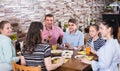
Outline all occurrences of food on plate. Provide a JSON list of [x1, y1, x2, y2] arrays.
[[75, 55, 94, 60], [53, 58, 60, 64], [64, 58, 69, 63], [62, 50, 73, 58], [51, 50, 62, 54], [52, 57, 69, 64], [74, 55, 85, 60], [85, 56, 94, 60], [77, 51, 86, 55]]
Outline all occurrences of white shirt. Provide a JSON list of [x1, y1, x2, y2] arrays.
[[91, 39, 120, 71]]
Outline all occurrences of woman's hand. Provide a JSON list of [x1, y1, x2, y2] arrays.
[[18, 56, 26, 65], [90, 47, 97, 55]]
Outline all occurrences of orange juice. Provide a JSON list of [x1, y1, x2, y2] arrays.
[[52, 45, 57, 50], [86, 47, 91, 55]]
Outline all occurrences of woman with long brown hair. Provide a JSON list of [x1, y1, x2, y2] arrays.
[[22, 21, 64, 71]]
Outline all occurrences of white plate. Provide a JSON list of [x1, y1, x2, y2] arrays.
[[52, 57, 69, 63], [52, 56, 61, 60], [85, 56, 94, 60], [52, 57, 61, 64], [51, 50, 62, 53], [74, 55, 85, 60], [74, 55, 94, 60], [62, 50, 73, 58]]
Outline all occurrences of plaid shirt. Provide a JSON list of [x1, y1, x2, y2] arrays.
[[87, 36, 106, 51]]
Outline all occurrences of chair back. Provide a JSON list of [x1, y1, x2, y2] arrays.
[[118, 64, 120, 71], [12, 61, 41, 71]]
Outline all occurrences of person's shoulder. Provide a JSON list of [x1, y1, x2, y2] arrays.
[[37, 44, 50, 48], [0, 34, 11, 42], [0, 34, 8, 39], [105, 39, 119, 50], [99, 37, 106, 41], [113, 39, 119, 44], [76, 30, 84, 35], [53, 26, 62, 30], [64, 31, 70, 35], [106, 39, 115, 46]]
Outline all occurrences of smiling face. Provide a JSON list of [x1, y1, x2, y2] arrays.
[[45, 16, 54, 28], [0, 23, 12, 36], [89, 26, 99, 38], [99, 23, 110, 38], [68, 22, 77, 33]]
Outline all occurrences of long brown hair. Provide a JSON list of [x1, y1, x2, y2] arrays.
[[23, 22, 43, 54]]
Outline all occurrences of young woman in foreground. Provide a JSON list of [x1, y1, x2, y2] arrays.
[[22, 22, 64, 71]]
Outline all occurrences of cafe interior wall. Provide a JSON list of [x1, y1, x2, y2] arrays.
[[0, 0, 106, 33]]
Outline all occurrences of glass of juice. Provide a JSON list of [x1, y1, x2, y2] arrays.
[[86, 46, 91, 55], [52, 44, 57, 50]]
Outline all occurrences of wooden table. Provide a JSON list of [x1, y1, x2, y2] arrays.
[[52, 50, 97, 71]]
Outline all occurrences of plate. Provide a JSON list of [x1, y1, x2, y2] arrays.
[[52, 57, 61, 64], [74, 55, 85, 60], [51, 50, 62, 54], [52, 57, 69, 64], [64, 58, 69, 63], [74, 55, 94, 61], [62, 50, 73, 58], [85, 56, 94, 60], [77, 51, 86, 55]]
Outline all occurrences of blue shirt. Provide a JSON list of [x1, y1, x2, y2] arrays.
[[62, 30, 84, 49], [91, 39, 120, 71], [0, 34, 19, 64], [87, 37, 106, 51]]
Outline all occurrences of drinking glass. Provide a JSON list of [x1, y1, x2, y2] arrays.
[[52, 44, 57, 50], [86, 46, 91, 55]]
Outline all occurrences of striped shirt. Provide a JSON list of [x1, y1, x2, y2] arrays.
[[87, 37, 106, 51], [23, 44, 51, 71]]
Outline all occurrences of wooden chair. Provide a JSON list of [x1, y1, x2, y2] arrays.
[[118, 64, 120, 71], [12, 61, 41, 71], [84, 33, 89, 45]]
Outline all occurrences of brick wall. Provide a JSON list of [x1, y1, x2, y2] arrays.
[[0, 0, 106, 32]]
